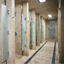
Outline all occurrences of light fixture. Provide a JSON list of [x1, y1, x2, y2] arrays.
[[48, 14, 52, 18], [39, 0, 46, 3]]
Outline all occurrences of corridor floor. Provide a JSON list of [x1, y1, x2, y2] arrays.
[[15, 42, 60, 64]]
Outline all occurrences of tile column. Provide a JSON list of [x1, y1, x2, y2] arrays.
[[15, 0, 22, 55], [7, 0, 15, 64], [22, 1, 30, 56], [31, 9, 36, 49], [36, 14, 40, 46], [58, 0, 64, 63], [0, 0, 2, 63], [42, 18, 46, 41], [40, 16, 43, 43]]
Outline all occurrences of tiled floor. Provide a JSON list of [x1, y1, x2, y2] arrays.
[[15, 42, 61, 64], [28, 42, 54, 64]]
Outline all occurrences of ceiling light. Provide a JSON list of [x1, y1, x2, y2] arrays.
[[48, 14, 52, 18], [39, 0, 46, 3]]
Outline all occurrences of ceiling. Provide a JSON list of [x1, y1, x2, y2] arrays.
[[21, 0, 58, 19]]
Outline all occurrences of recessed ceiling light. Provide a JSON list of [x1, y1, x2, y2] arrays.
[[48, 14, 52, 18], [39, 0, 46, 3]]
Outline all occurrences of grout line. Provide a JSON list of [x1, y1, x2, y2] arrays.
[[51, 42, 56, 64], [24, 41, 47, 64]]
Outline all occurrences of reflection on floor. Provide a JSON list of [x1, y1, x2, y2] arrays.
[[15, 42, 61, 64]]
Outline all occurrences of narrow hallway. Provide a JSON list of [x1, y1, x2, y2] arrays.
[[0, 0, 64, 64]]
